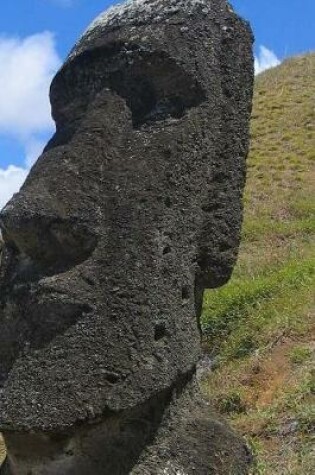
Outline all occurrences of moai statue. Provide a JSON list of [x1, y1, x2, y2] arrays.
[[0, 1, 254, 473]]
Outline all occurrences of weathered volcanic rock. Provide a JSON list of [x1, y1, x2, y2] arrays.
[[0, 0, 254, 473]]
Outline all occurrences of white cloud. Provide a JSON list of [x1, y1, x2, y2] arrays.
[[0, 32, 61, 210], [0, 166, 29, 209], [0, 32, 60, 136], [255, 45, 281, 75]]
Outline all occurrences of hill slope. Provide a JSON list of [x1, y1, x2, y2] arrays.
[[202, 53, 315, 474]]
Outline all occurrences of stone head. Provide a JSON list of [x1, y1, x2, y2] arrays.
[[0, 0, 253, 436]]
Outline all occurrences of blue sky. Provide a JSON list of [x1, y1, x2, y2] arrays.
[[0, 0, 314, 208]]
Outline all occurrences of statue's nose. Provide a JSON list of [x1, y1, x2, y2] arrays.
[[0, 191, 98, 274]]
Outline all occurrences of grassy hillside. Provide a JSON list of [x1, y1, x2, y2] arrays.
[[202, 53, 315, 474]]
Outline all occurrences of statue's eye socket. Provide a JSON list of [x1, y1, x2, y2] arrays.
[[116, 75, 195, 128], [108, 53, 206, 128], [51, 45, 206, 130]]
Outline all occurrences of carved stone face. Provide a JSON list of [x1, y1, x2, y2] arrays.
[[0, 0, 253, 434]]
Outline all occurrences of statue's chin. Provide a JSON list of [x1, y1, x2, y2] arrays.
[[2, 384, 173, 475]]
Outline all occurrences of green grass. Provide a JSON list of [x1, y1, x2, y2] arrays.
[[242, 217, 315, 242], [202, 257, 314, 358], [201, 52, 315, 474], [289, 346, 313, 365]]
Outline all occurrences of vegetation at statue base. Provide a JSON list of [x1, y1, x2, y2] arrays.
[[201, 53, 315, 474]]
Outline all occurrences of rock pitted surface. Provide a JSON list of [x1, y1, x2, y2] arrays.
[[0, 1, 254, 473], [70, 0, 234, 60]]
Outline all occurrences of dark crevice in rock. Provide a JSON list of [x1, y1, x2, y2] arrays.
[[162, 245, 171, 255], [154, 322, 167, 341], [181, 285, 190, 301]]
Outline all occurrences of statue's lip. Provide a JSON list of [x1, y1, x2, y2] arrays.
[[8, 287, 93, 345], [0, 285, 94, 389], [26, 297, 93, 348]]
